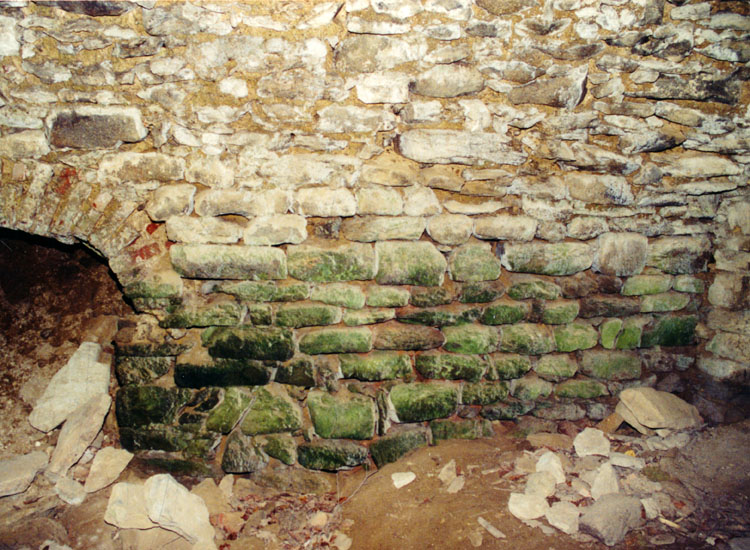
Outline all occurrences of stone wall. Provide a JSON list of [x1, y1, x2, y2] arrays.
[[0, 0, 748, 474]]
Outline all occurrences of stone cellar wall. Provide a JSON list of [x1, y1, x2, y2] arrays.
[[0, 0, 749, 474]]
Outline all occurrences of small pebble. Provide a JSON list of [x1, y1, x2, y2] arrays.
[[391, 471, 416, 489]]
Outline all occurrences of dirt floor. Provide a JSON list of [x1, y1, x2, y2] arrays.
[[1, 230, 749, 550]]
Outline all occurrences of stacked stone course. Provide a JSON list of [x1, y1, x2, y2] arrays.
[[0, 0, 748, 473]]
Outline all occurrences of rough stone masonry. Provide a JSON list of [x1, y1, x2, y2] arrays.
[[0, 0, 748, 475]]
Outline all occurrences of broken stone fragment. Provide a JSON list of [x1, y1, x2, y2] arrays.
[[48, 106, 146, 149], [0, 451, 48, 497], [579, 494, 643, 546], [84, 447, 133, 493], [618, 387, 702, 431], [508, 492, 549, 520], [574, 427, 611, 457], [508, 65, 587, 110]]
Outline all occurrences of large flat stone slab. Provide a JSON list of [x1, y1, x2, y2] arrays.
[[0, 451, 48, 497], [398, 129, 526, 166]]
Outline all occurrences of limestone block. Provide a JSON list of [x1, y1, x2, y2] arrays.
[[474, 214, 537, 241], [413, 65, 484, 97], [398, 129, 527, 166], [427, 214, 473, 245], [171, 244, 286, 280], [647, 236, 711, 274], [449, 243, 502, 282], [356, 186, 403, 215], [508, 65, 587, 110], [307, 389, 377, 439], [195, 189, 290, 217], [0, 130, 50, 159], [376, 241, 447, 286], [390, 382, 459, 422], [295, 188, 356, 217], [342, 216, 425, 242], [166, 215, 242, 244], [98, 152, 184, 183], [243, 215, 307, 245], [501, 242, 592, 276], [287, 243, 376, 282], [145, 184, 196, 221], [593, 232, 648, 276], [0, 452, 48, 498], [568, 174, 634, 205]]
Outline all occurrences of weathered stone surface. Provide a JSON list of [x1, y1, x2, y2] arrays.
[[641, 315, 697, 347], [397, 305, 480, 327], [222, 431, 267, 474], [462, 381, 509, 405], [308, 389, 376, 439], [546, 501, 580, 535], [673, 276, 703, 294], [299, 327, 372, 355], [431, 418, 492, 441], [460, 281, 506, 304], [427, 214, 474, 245], [413, 65, 484, 98], [508, 65, 587, 110], [205, 388, 250, 434], [555, 379, 609, 399], [49, 106, 146, 149], [640, 292, 690, 313], [622, 275, 673, 296], [398, 129, 526, 166], [508, 493, 549, 520], [0, 15, 20, 57], [498, 324, 556, 355], [30, 342, 110, 432], [342, 216, 425, 242], [204, 326, 294, 361], [375, 241, 447, 286], [579, 296, 641, 318], [369, 427, 430, 467], [411, 287, 453, 307], [647, 236, 710, 274], [416, 352, 487, 382], [355, 71, 412, 104], [568, 174, 634, 206], [541, 300, 580, 324], [195, 189, 289, 217], [84, 447, 133, 493], [626, 73, 741, 105], [99, 152, 184, 183], [553, 323, 599, 352], [534, 354, 577, 382], [295, 188, 356, 217], [166, 216, 242, 244], [276, 303, 341, 328], [501, 242, 592, 276], [115, 385, 191, 429], [311, 283, 366, 309], [513, 375, 553, 400], [297, 440, 368, 471], [488, 353, 532, 380], [335, 35, 426, 73], [580, 494, 643, 546], [171, 244, 286, 280], [618, 387, 701, 431], [367, 286, 410, 307], [580, 350, 641, 380], [0, 452, 48, 498], [244, 215, 307, 245], [390, 382, 459, 422], [356, 186, 403, 215], [707, 332, 750, 364], [474, 215, 537, 241], [482, 298, 530, 325], [340, 352, 411, 381], [0, 130, 50, 159], [591, 462, 619, 500], [288, 243, 376, 282], [593, 233, 648, 277], [449, 243, 502, 282], [240, 386, 302, 435], [508, 278, 561, 301], [146, 185, 196, 221], [443, 325, 499, 354], [697, 357, 750, 386], [374, 322, 445, 350]]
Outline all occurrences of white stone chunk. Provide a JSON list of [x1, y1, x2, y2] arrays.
[[150, 57, 185, 76], [536, 451, 566, 484], [371, 0, 423, 18], [444, 200, 503, 215], [356, 72, 411, 104], [0, 130, 50, 159], [401, 101, 442, 123], [398, 129, 525, 166], [295, 188, 356, 217], [508, 492, 549, 520], [619, 387, 703, 431], [0, 451, 48, 497], [55, 476, 87, 506], [145, 474, 216, 547], [29, 342, 110, 433], [474, 215, 537, 241], [573, 427, 611, 457], [545, 501, 580, 535], [402, 185, 441, 216], [186, 157, 235, 188], [219, 77, 249, 98], [104, 482, 157, 530], [609, 452, 645, 470], [317, 105, 397, 133], [243, 214, 307, 245], [0, 15, 20, 57], [525, 471, 557, 498], [146, 185, 196, 222], [446, 476, 465, 494], [298, 1, 342, 29], [427, 214, 473, 245], [85, 447, 134, 493], [591, 462, 619, 500], [392, 471, 416, 489], [356, 186, 404, 215], [166, 215, 243, 244]]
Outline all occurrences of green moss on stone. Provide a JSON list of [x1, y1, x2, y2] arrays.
[[143, 457, 212, 477], [430, 418, 493, 441], [462, 381, 509, 405], [641, 315, 697, 347], [621, 275, 673, 296], [124, 281, 182, 300], [507, 279, 561, 300], [115, 356, 172, 386], [512, 375, 553, 400], [210, 281, 310, 302], [600, 319, 623, 350], [443, 324, 499, 354], [170, 244, 287, 280], [554, 323, 598, 352], [640, 292, 690, 313], [390, 383, 459, 422], [276, 358, 316, 387], [343, 308, 395, 326], [299, 327, 373, 354], [115, 386, 191, 428], [204, 326, 294, 361], [376, 241, 447, 286], [174, 357, 273, 387], [245, 304, 273, 325], [555, 379, 609, 398], [398, 306, 481, 327], [259, 434, 297, 465], [541, 300, 580, 325], [307, 390, 376, 440], [615, 318, 642, 349], [367, 286, 410, 307], [276, 303, 342, 328], [498, 324, 556, 355], [159, 302, 244, 329], [502, 242, 592, 276], [481, 299, 530, 325], [415, 352, 487, 382], [480, 399, 535, 420], [287, 243, 376, 282], [534, 354, 578, 382], [311, 284, 366, 309], [673, 275, 704, 293], [206, 388, 251, 434], [119, 425, 216, 454], [580, 350, 641, 380], [297, 440, 369, 471], [339, 352, 411, 381], [459, 281, 505, 303], [410, 286, 453, 307], [487, 353, 532, 380], [369, 428, 430, 467], [373, 322, 445, 350], [222, 431, 267, 473], [448, 243, 502, 282], [240, 386, 302, 435]]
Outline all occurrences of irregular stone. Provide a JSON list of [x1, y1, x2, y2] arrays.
[[413, 65, 484, 98], [481, 298, 530, 325], [622, 275, 673, 296], [398, 129, 526, 166], [501, 242, 592, 276], [474, 215, 537, 241], [259, 434, 297, 466], [299, 327, 372, 354], [55, 476, 86, 505], [555, 379, 609, 399], [568, 174, 634, 206], [461, 381, 509, 405], [317, 105, 397, 133], [369, 427, 431, 467], [618, 387, 702, 431], [295, 188, 356, 217], [175, 352, 273, 387], [297, 440, 368, 471], [104, 482, 156, 530], [166, 216, 242, 244], [508, 65, 587, 110], [535, 450, 566, 483], [431, 418, 492, 441], [591, 462, 619, 500], [534, 354, 577, 382], [460, 281, 506, 304], [579, 494, 643, 546], [356, 186, 403, 215], [481, 399, 535, 420], [427, 214, 474, 245], [0, 130, 50, 159], [29, 342, 110, 432], [84, 447, 133, 493], [390, 382, 459, 422], [697, 357, 750, 386], [546, 501, 580, 535], [367, 286, 410, 307], [335, 35, 426, 73], [115, 386, 191, 429], [574, 427, 611, 457], [222, 431, 267, 473], [0, 451, 48, 498], [525, 471, 557, 498], [98, 152, 184, 183], [308, 390, 377, 440], [410, 287, 453, 307], [195, 189, 289, 217], [145, 184, 195, 221], [340, 352, 411, 381], [48, 106, 147, 149], [488, 354, 532, 380], [171, 244, 286, 280], [115, 356, 171, 387], [541, 300, 580, 324], [579, 296, 641, 318], [355, 71, 412, 104], [416, 352, 487, 382], [375, 241, 447, 286], [647, 236, 710, 274], [507, 278, 561, 301], [508, 493, 549, 520], [443, 325, 499, 354], [499, 324, 556, 355], [204, 326, 294, 361], [0, 15, 19, 57], [593, 233, 648, 277], [568, 217, 609, 240], [708, 273, 750, 310], [311, 283, 366, 309], [243, 215, 307, 245], [403, 186, 441, 216], [159, 300, 244, 329], [374, 322, 445, 350], [361, 151, 418, 187], [449, 243, 502, 282], [342, 216, 425, 242], [205, 388, 251, 434], [288, 243, 376, 282], [580, 351, 641, 380], [398, 305, 480, 327], [673, 275, 703, 294], [626, 73, 740, 105], [512, 375, 553, 400], [640, 292, 690, 313], [276, 303, 342, 328]]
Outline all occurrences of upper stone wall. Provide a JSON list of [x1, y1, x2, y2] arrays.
[[1, 0, 749, 473]]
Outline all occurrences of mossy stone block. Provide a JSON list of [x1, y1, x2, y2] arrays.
[[410, 286, 453, 307], [640, 292, 690, 313], [460, 281, 506, 303], [245, 304, 273, 325], [507, 278, 561, 300], [430, 418, 493, 441], [343, 308, 395, 326], [498, 324, 555, 355], [159, 301, 244, 329], [541, 300, 580, 325], [481, 299, 530, 325], [641, 315, 697, 347], [205, 388, 250, 434], [287, 243, 376, 282], [512, 375, 553, 400], [398, 305, 480, 327], [276, 303, 342, 328], [376, 241, 447, 286], [580, 350, 641, 380], [369, 427, 430, 467], [115, 356, 172, 386], [600, 319, 623, 350], [275, 357, 316, 387], [143, 457, 212, 477], [390, 383, 459, 422], [240, 386, 302, 435], [340, 352, 411, 381], [124, 280, 182, 300], [119, 425, 214, 454], [443, 324, 499, 354], [171, 244, 287, 280], [501, 242, 592, 276], [210, 281, 309, 302], [259, 434, 297, 465], [621, 275, 673, 296], [449, 243, 502, 282], [367, 285, 410, 307], [311, 284, 366, 309], [534, 354, 578, 382], [205, 326, 294, 361], [222, 431, 268, 473], [462, 381, 509, 405], [579, 295, 641, 318], [415, 352, 487, 382], [480, 399, 535, 420], [373, 322, 445, 350], [615, 318, 642, 350], [554, 323, 598, 352], [299, 327, 373, 354], [115, 386, 191, 428], [555, 379, 609, 398], [487, 353, 532, 380], [673, 275, 704, 294], [307, 389, 376, 440], [297, 440, 369, 471], [175, 356, 273, 387]]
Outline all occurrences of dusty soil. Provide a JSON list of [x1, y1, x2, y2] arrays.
[[1, 229, 749, 550]]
